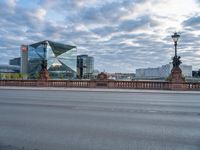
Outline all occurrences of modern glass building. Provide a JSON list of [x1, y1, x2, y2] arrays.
[[0, 65, 20, 73], [9, 57, 21, 66], [24, 40, 77, 79], [77, 55, 94, 79], [0, 64, 21, 80]]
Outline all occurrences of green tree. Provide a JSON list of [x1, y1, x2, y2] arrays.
[[4, 74, 10, 80], [60, 74, 64, 80], [18, 73, 22, 79], [0, 74, 3, 80], [22, 74, 28, 79], [14, 73, 20, 80], [34, 73, 40, 80], [10, 74, 15, 79]]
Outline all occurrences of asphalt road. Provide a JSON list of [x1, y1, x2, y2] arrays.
[[0, 89, 200, 150]]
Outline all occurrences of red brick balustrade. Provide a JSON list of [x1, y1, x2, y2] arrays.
[[0, 80, 200, 90]]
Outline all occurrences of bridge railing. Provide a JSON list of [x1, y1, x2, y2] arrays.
[[184, 82, 200, 90], [0, 80, 200, 90], [113, 81, 170, 89]]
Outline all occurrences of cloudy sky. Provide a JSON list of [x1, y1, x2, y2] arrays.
[[0, 0, 200, 73]]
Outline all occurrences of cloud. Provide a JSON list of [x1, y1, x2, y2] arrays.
[[182, 15, 200, 27], [0, 0, 200, 72], [118, 15, 160, 32], [29, 8, 46, 21], [4, 0, 16, 8]]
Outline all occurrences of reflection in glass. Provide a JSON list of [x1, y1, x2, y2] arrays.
[[28, 40, 77, 79]]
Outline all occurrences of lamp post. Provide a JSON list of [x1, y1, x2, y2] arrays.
[[171, 32, 181, 68], [171, 32, 180, 57], [169, 32, 185, 83], [39, 41, 49, 80]]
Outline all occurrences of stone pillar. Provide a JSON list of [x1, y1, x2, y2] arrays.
[[171, 67, 184, 82], [170, 67, 186, 90], [39, 69, 50, 80], [89, 81, 96, 88], [108, 81, 115, 88]]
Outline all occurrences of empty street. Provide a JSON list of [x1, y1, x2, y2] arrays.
[[0, 88, 200, 150]]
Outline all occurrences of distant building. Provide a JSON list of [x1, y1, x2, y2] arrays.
[[192, 70, 200, 77], [20, 45, 28, 75], [77, 55, 94, 79], [92, 69, 100, 79], [20, 41, 77, 79], [109, 73, 135, 80], [0, 64, 20, 73], [9, 57, 21, 66], [0, 64, 20, 80], [136, 63, 192, 79]]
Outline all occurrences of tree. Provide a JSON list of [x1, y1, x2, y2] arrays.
[[34, 73, 40, 79], [5, 74, 10, 80], [18, 73, 22, 79], [10, 74, 15, 79], [0, 74, 3, 80], [15, 73, 20, 80], [60, 74, 64, 80]]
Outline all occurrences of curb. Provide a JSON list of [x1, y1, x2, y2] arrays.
[[0, 86, 200, 94]]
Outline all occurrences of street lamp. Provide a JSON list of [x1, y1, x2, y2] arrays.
[[39, 41, 49, 80], [171, 32, 181, 68], [169, 32, 185, 83], [171, 32, 180, 57]]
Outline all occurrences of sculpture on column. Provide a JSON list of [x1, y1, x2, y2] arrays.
[[169, 32, 185, 82]]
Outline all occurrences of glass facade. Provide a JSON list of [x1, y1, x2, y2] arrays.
[[9, 57, 21, 66], [28, 40, 77, 79], [77, 55, 94, 79]]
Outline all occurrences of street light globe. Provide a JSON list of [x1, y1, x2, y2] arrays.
[[171, 32, 180, 43]]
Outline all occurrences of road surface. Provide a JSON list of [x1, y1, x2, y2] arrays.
[[0, 88, 200, 150]]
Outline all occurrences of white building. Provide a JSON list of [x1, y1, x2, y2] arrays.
[[136, 63, 192, 78], [109, 73, 135, 80]]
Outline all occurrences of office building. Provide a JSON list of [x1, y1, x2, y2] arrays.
[[0, 64, 21, 79], [0, 64, 20, 73], [20, 45, 28, 74], [192, 70, 200, 77], [77, 55, 94, 79], [9, 57, 21, 66], [136, 63, 192, 79], [21, 40, 77, 79], [109, 73, 135, 80]]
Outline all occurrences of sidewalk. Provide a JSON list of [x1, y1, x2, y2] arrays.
[[0, 86, 200, 94]]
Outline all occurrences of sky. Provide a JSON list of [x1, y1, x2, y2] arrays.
[[0, 0, 200, 73]]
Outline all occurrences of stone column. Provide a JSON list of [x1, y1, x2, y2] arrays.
[[170, 67, 186, 90]]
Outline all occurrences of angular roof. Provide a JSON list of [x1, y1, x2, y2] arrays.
[[29, 40, 76, 50]]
